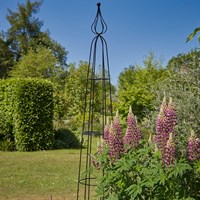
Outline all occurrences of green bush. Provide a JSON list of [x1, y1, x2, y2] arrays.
[[54, 128, 80, 149], [0, 79, 17, 147], [151, 49, 200, 155], [0, 139, 15, 151], [0, 78, 54, 151]]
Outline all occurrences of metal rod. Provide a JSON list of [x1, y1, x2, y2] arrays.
[[77, 3, 112, 199]]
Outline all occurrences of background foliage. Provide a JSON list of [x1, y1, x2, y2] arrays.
[[117, 53, 167, 121], [0, 36, 14, 78], [0, 0, 199, 154], [151, 49, 200, 155], [10, 46, 64, 82], [6, 0, 67, 65]]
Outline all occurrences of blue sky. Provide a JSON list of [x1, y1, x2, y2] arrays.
[[0, 0, 200, 85]]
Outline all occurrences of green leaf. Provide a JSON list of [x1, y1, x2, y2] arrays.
[[186, 27, 200, 42], [125, 184, 137, 195]]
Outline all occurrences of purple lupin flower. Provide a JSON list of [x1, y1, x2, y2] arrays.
[[188, 130, 200, 161], [156, 96, 167, 134], [109, 111, 124, 161], [165, 133, 175, 166], [103, 123, 110, 146], [109, 123, 116, 160], [91, 154, 101, 170], [124, 106, 141, 149], [164, 97, 177, 139], [155, 97, 167, 156], [196, 138, 200, 160], [155, 97, 177, 164]]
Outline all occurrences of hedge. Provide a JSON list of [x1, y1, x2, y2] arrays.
[[0, 80, 15, 143], [0, 78, 54, 151]]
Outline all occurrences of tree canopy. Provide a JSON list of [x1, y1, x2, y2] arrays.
[[117, 53, 167, 120], [0, 36, 14, 78], [9, 45, 64, 82], [5, 0, 67, 67]]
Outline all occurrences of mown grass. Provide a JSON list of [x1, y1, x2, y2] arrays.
[[0, 146, 100, 200]]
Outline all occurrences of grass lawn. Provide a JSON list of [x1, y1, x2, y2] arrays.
[[0, 148, 99, 200]]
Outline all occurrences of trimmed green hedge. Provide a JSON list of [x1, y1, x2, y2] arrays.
[[0, 80, 15, 144], [0, 78, 54, 151]]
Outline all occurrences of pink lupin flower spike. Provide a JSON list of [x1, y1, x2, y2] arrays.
[[124, 105, 141, 150], [165, 132, 175, 166]]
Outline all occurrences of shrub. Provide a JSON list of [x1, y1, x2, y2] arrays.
[[117, 53, 167, 120], [0, 139, 15, 151], [151, 49, 200, 156], [0, 79, 17, 150], [54, 128, 80, 149], [0, 78, 54, 151]]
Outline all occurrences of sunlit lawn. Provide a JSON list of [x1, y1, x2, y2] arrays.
[[0, 145, 99, 200]]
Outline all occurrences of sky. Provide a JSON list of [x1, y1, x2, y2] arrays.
[[0, 0, 200, 85]]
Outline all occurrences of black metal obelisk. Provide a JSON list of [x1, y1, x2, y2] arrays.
[[76, 3, 113, 200]]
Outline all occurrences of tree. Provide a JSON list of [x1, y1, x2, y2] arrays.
[[6, 0, 43, 60], [167, 48, 200, 72], [6, 0, 67, 66], [10, 45, 63, 82], [61, 62, 116, 131], [64, 62, 93, 117], [117, 53, 167, 120], [0, 36, 14, 78]]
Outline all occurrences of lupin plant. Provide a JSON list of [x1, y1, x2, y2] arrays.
[[155, 96, 167, 157], [108, 122, 116, 160], [91, 137, 104, 170], [188, 130, 200, 161], [155, 96, 177, 164], [165, 97, 177, 138], [196, 138, 200, 160], [124, 105, 142, 150], [96, 100, 200, 200], [109, 111, 124, 161], [165, 132, 175, 166], [103, 121, 110, 146]]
